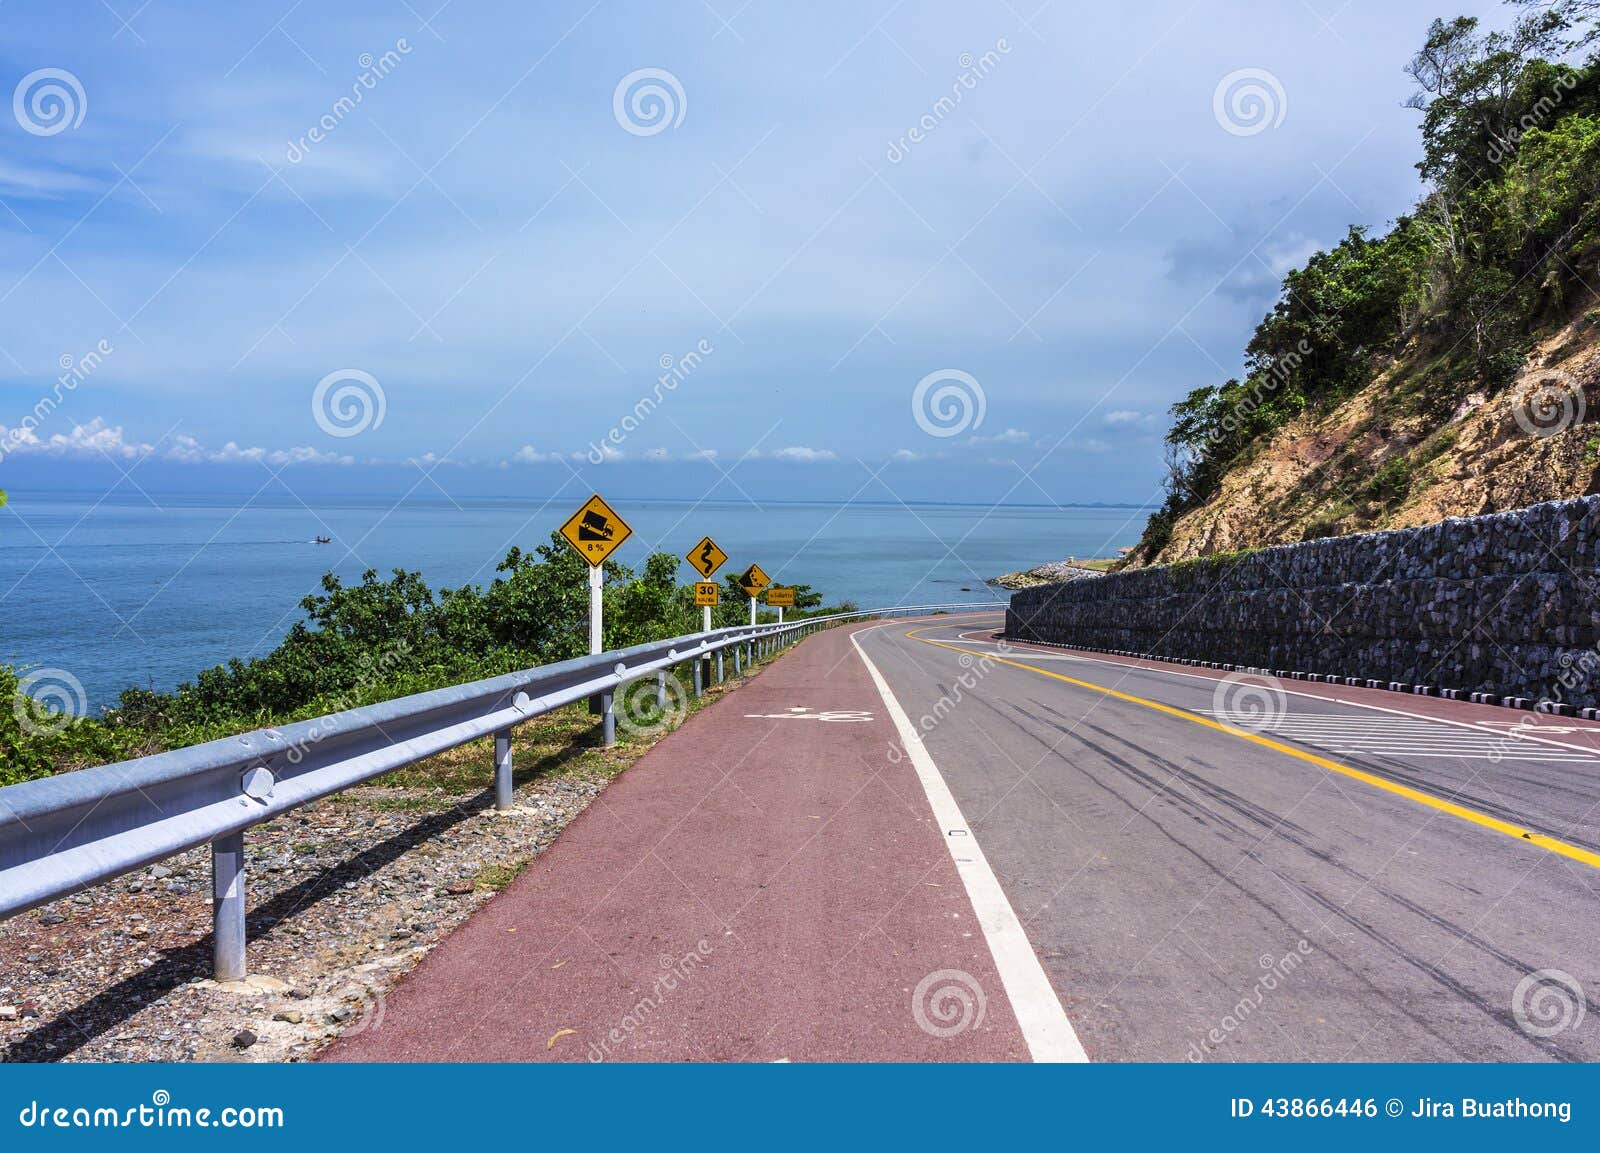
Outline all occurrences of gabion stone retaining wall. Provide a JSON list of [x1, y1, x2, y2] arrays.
[[1005, 494, 1600, 709]]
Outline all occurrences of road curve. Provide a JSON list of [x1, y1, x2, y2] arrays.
[[857, 613, 1600, 1062]]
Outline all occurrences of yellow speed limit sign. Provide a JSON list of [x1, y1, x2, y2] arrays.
[[765, 587, 795, 607], [694, 581, 719, 606]]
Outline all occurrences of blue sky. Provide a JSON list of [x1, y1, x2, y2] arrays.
[[0, 0, 1495, 505]]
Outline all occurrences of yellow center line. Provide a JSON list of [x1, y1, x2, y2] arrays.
[[903, 624, 1600, 871]]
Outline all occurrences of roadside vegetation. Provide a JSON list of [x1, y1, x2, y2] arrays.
[[1, 532, 853, 786], [1138, 0, 1600, 558]]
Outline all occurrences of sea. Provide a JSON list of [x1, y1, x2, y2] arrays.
[[1, 490, 1151, 710]]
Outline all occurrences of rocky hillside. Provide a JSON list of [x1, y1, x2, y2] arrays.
[[1139, 305, 1600, 563], [1129, 2, 1600, 567]]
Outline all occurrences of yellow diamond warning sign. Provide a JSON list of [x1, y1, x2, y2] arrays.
[[765, 587, 795, 607], [736, 563, 771, 599], [694, 581, 719, 606], [558, 493, 632, 567], [686, 536, 728, 579]]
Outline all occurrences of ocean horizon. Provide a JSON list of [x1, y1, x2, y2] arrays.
[[2, 489, 1152, 707]]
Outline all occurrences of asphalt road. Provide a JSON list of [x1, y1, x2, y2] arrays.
[[857, 613, 1600, 1062]]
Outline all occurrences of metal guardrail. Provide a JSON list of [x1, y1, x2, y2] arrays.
[[0, 602, 1001, 979]]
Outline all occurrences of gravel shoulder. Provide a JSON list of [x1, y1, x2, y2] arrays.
[[0, 664, 771, 1064]]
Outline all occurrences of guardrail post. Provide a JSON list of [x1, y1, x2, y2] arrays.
[[212, 832, 247, 982], [602, 688, 616, 745], [734, 644, 742, 675], [494, 728, 513, 811], [656, 670, 667, 710], [716, 648, 724, 683], [692, 657, 702, 698]]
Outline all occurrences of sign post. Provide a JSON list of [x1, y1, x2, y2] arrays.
[[559, 494, 633, 745], [686, 536, 729, 632], [766, 586, 795, 624]]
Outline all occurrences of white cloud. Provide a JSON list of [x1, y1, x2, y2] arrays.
[[0, 418, 151, 460], [770, 446, 838, 463], [1104, 410, 1148, 426], [513, 445, 557, 464], [0, 418, 351, 465], [970, 427, 1031, 446], [891, 448, 923, 462]]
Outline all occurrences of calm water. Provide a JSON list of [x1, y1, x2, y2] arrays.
[[1, 490, 1150, 708]]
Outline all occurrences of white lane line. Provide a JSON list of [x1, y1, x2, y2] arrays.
[[851, 625, 1089, 1064]]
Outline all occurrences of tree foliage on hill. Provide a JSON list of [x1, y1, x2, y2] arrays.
[[1140, 0, 1600, 557]]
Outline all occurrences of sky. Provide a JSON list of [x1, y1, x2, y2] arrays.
[[0, 0, 1507, 506]]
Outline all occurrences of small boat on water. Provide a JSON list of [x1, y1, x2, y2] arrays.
[[314, 536, 332, 544]]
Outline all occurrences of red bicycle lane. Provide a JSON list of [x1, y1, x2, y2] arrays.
[[325, 618, 1035, 1062]]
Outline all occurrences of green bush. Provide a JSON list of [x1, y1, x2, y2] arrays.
[[3, 532, 841, 780]]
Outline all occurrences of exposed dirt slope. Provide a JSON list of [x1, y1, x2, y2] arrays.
[[1142, 306, 1600, 564]]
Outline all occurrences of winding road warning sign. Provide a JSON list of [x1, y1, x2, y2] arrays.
[[687, 536, 728, 578]]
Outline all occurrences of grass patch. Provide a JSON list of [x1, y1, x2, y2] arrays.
[[328, 638, 808, 805], [474, 862, 526, 891]]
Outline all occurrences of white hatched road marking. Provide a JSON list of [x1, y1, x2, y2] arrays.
[[1199, 710, 1600, 763]]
